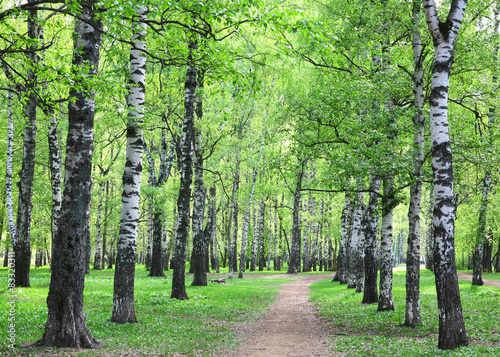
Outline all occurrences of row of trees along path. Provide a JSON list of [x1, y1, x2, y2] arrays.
[[2, 0, 498, 353]]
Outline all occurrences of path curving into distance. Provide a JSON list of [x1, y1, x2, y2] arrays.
[[229, 273, 335, 357]]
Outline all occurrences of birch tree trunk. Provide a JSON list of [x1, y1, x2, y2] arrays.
[[15, 3, 39, 288], [425, 185, 434, 270], [273, 195, 279, 270], [227, 150, 240, 278], [405, 0, 425, 327], [311, 198, 322, 271], [144, 133, 175, 277], [472, 5, 498, 285], [302, 194, 311, 272], [258, 198, 265, 271], [238, 166, 258, 278], [5, 90, 16, 254], [250, 204, 258, 271], [333, 191, 354, 283], [287, 168, 303, 274], [111, 7, 147, 324], [362, 175, 381, 303], [378, 178, 395, 311], [47, 108, 62, 269], [191, 69, 208, 285], [171, 40, 197, 300], [94, 184, 104, 270], [146, 198, 153, 270], [35, 1, 102, 346], [423, 0, 468, 349], [347, 193, 365, 292], [208, 187, 219, 273]]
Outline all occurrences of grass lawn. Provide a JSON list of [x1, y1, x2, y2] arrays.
[[310, 269, 500, 356], [0, 265, 297, 356]]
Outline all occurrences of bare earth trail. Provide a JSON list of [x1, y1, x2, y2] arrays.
[[226, 273, 336, 357], [456, 272, 500, 288]]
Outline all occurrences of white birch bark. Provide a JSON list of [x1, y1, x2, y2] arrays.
[[94, 184, 104, 270], [273, 194, 279, 270], [191, 67, 207, 284], [287, 168, 303, 274], [423, 0, 468, 349], [250, 204, 258, 271], [238, 165, 259, 278], [47, 108, 62, 266], [472, 5, 499, 285], [146, 197, 153, 270], [378, 178, 394, 311], [5, 90, 16, 247], [171, 40, 197, 300], [257, 198, 265, 271], [112, 7, 147, 323], [14, 2, 39, 287], [347, 192, 365, 292], [405, 0, 425, 327], [311, 198, 323, 271], [208, 187, 219, 273], [35, 0, 102, 346], [334, 191, 354, 283], [361, 175, 381, 303]]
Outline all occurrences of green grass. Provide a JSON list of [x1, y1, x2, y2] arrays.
[[0, 265, 297, 356], [478, 272, 500, 282], [310, 269, 500, 356]]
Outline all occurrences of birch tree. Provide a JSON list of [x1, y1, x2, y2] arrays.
[[191, 70, 208, 286], [111, 6, 147, 324], [333, 191, 354, 284], [362, 176, 381, 303], [171, 39, 197, 300], [14, 1, 39, 287], [35, 0, 102, 346], [422, 0, 468, 349], [405, 0, 426, 327], [472, 3, 499, 286], [287, 167, 303, 274]]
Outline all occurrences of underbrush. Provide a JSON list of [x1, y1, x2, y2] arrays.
[[310, 270, 500, 356]]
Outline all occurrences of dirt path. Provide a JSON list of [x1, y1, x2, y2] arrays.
[[228, 274, 335, 357], [457, 272, 500, 288]]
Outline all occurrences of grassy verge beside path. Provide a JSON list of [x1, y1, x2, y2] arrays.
[[0, 266, 297, 356], [310, 269, 500, 356]]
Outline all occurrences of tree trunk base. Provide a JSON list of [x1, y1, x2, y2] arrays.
[[148, 269, 165, 277]]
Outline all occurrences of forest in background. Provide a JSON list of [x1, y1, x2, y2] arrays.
[[0, 0, 498, 351]]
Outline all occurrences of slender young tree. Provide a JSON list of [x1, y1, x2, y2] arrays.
[[14, 1, 39, 287], [207, 187, 219, 273], [34, 0, 102, 346], [171, 39, 197, 300], [405, 0, 426, 327], [472, 3, 499, 285], [422, 0, 468, 350], [191, 70, 208, 286], [144, 132, 175, 277], [111, 7, 147, 324], [287, 167, 303, 274], [238, 165, 259, 278]]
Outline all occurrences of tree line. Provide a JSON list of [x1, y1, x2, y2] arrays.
[[0, 0, 498, 351]]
